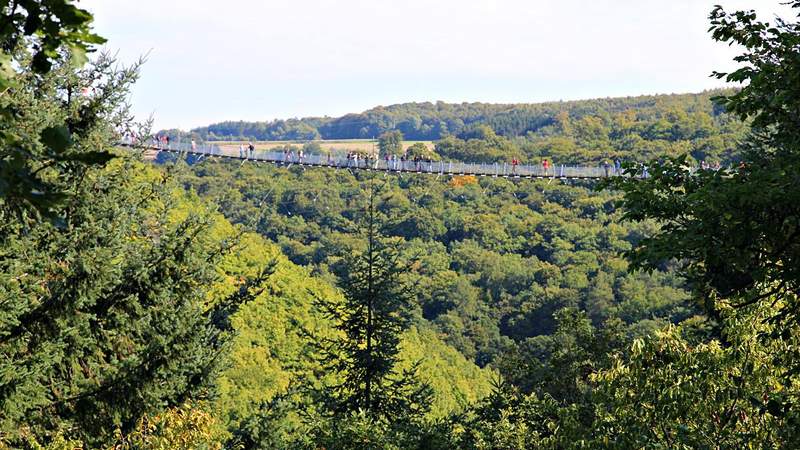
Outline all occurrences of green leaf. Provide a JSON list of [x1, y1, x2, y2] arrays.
[[68, 46, 89, 68], [63, 150, 116, 165], [0, 53, 16, 92], [40, 126, 74, 153]]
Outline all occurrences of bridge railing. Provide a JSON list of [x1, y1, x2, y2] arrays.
[[134, 139, 630, 179]]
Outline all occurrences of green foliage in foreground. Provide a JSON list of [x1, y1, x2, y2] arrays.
[[1, 3, 109, 219], [433, 304, 800, 449], [1, 1, 104, 79], [9, 0, 800, 448], [609, 2, 800, 336], [0, 50, 264, 447]]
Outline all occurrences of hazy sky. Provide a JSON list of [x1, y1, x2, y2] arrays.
[[82, 0, 795, 131]]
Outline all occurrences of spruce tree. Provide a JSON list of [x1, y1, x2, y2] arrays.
[[0, 51, 267, 447], [1, 2, 109, 219], [311, 181, 431, 422]]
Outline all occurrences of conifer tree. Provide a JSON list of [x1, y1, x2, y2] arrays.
[[0, 51, 268, 447], [1, 1, 109, 218], [311, 181, 431, 421]]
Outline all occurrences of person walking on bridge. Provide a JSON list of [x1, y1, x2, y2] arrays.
[[603, 160, 611, 177], [542, 159, 550, 176], [239, 143, 245, 158], [248, 142, 255, 159], [511, 158, 519, 175]]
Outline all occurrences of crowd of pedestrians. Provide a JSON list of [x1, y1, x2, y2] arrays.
[[332, 151, 439, 172]]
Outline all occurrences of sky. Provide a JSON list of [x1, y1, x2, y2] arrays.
[[82, 0, 796, 131]]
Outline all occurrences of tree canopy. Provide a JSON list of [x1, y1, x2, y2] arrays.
[[8, 0, 800, 448]]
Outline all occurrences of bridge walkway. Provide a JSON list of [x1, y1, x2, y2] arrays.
[[133, 142, 628, 180]]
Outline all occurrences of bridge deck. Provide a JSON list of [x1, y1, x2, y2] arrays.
[[133, 142, 626, 180]]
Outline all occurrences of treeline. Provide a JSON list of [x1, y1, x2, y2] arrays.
[[8, 0, 800, 448], [192, 92, 733, 142], [188, 90, 747, 164]]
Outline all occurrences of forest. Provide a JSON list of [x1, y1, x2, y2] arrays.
[[3, 0, 800, 449], [188, 90, 748, 165], [192, 91, 737, 142]]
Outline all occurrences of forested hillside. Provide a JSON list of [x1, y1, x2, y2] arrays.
[[191, 190, 497, 440], [6, 0, 800, 448], [193, 91, 733, 141], [189, 91, 747, 164], [180, 163, 693, 370]]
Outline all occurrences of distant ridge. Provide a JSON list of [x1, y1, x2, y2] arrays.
[[185, 89, 733, 142]]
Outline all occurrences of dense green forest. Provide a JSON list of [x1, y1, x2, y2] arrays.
[[4, 0, 800, 448], [192, 92, 736, 142], [179, 162, 692, 370], [188, 91, 748, 164]]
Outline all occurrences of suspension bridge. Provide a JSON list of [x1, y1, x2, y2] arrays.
[[130, 141, 632, 180]]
